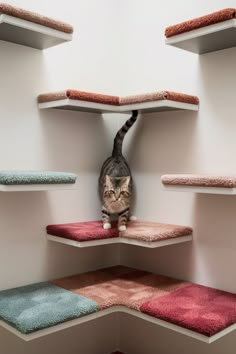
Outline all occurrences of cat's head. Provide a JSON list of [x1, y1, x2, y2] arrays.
[[103, 175, 131, 212]]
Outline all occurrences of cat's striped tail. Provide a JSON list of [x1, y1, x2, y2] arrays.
[[112, 110, 138, 157]]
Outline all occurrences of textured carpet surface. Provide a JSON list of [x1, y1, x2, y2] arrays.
[[47, 220, 119, 242], [119, 221, 192, 242], [51, 266, 187, 311], [161, 174, 236, 188], [0, 171, 77, 185], [0, 3, 73, 33], [140, 284, 236, 337], [165, 8, 236, 38], [0, 282, 97, 334], [38, 90, 199, 106], [46, 220, 192, 243]]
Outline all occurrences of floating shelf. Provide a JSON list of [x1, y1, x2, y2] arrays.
[[38, 90, 199, 114], [165, 8, 236, 54], [46, 220, 193, 248], [0, 171, 77, 192], [0, 4, 73, 49], [1, 266, 235, 343], [161, 174, 236, 195]]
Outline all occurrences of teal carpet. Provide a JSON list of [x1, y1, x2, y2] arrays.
[[0, 282, 97, 334]]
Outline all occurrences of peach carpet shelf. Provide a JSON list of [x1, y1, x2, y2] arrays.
[[0, 3, 73, 49], [0, 266, 236, 343], [46, 220, 193, 248], [165, 8, 236, 54], [161, 174, 236, 195], [0, 171, 77, 192], [38, 90, 199, 114]]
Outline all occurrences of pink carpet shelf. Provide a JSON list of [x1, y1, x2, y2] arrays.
[[161, 174, 236, 195], [0, 3, 73, 49], [46, 220, 193, 248], [37, 89, 199, 114], [165, 8, 236, 54]]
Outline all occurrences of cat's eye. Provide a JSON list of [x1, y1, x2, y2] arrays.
[[121, 191, 129, 197], [105, 190, 115, 198]]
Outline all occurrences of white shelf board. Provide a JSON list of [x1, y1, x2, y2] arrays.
[[47, 234, 193, 248], [0, 14, 72, 49], [38, 99, 199, 114], [1, 305, 233, 343], [0, 183, 77, 192], [165, 18, 236, 54], [162, 185, 236, 195]]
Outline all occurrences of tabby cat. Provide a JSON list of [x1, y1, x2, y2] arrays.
[[99, 110, 138, 231]]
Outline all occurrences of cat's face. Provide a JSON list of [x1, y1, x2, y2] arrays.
[[103, 175, 130, 213]]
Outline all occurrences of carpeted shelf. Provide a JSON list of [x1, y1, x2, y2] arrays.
[[0, 171, 77, 191], [165, 8, 236, 54], [161, 174, 236, 195], [0, 3, 73, 49], [38, 90, 199, 114], [46, 220, 193, 248], [0, 266, 236, 342]]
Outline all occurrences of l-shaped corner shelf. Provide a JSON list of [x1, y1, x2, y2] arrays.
[[46, 220, 193, 248], [161, 174, 236, 195], [165, 9, 236, 54], [0, 4, 73, 49], [1, 266, 235, 343], [37, 90, 199, 114], [0, 171, 77, 192]]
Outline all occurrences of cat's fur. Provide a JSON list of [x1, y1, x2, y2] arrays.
[[99, 110, 138, 231]]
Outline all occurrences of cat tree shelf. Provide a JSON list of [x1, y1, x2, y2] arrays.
[[38, 90, 199, 114], [161, 174, 236, 195], [0, 171, 77, 192], [0, 4, 73, 49], [46, 220, 193, 248], [165, 8, 236, 54], [1, 266, 235, 343]]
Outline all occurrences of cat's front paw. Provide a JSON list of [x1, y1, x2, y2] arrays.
[[103, 222, 111, 230], [118, 225, 126, 231]]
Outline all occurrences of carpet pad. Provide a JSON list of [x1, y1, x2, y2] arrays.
[[140, 284, 236, 337], [161, 174, 236, 188], [51, 266, 187, 311], [0, 3, 73, 33], [0, 282, 97, 334], [0, 171, 77, 185], [165, 8, 236, 38]]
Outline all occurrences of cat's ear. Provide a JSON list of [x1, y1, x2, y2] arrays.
[[105, 175, 112, 187], [120, 176, 130, 187]]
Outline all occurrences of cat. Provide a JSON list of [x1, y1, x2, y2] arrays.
[[99, 110, 138, 231]]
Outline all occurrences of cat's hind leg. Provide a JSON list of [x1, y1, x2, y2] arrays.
[[102, 209, 111, 229]]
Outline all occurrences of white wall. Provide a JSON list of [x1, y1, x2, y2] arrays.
[[1, 0, 236, 353]]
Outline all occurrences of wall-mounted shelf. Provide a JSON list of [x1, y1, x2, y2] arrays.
[[165, 8, 236, 54], [161, 174, 236, 194], [0, 171, 77, 192], [38, 90, 199, 114], [0, 4, 73, 49], [46, 220, 193, 248], [1, 266, 235, 343]]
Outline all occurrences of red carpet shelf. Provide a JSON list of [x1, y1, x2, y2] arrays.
[[38, 89, 199, 114], [46, 220, 193, 248], [161, 174, 236, 195], [0, 3, 73, 49], [165, 8, 236, 54], [1, 266, 236, 343], [0, 171, 77, 191]]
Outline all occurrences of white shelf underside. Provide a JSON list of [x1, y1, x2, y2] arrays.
[[38, 99, 199, 114], [162, 185, 236, 195], [165, 18, 236, 54], [0, 14, 72, 49], [0, 305, 234, 343], [47, 234, 192, 248], [0, 184, 76, 192]]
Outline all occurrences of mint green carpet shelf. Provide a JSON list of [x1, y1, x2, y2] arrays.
[[0, 171, 77, 191]]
